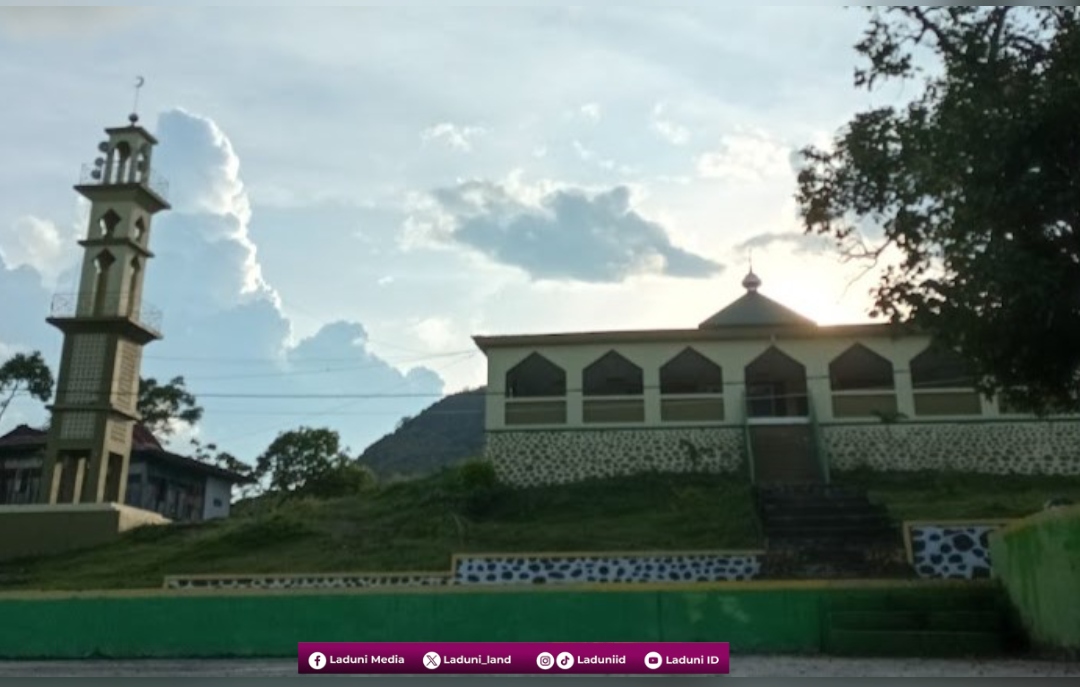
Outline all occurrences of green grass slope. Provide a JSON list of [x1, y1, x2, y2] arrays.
[[0, 470, 760, 591]]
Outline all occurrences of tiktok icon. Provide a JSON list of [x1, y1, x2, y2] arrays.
[[308, 652, 327, 670]]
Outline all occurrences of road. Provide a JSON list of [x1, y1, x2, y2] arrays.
[[0, 657, 1077, 677]]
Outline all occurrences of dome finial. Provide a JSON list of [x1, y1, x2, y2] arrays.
[[742, 249, 761, 292]]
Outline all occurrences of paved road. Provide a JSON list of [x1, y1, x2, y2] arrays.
[[0, 657, 1077, 677]]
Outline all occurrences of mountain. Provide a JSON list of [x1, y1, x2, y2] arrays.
[[358, 387, 486, 478]]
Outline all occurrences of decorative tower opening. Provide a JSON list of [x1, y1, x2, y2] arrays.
[[38, 111, 171, 507]]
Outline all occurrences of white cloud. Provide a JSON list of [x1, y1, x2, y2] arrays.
[[696, 129, 794, 183], [579, 103, 602, 122], [152, 109, 276, 308], [411, 317, 457, 351], [0, 215, 77, 287], [377, 276, 394, 287], [420, 123, 486, 152], [651, 102, 691, 146], [414, 175, 723, 283]]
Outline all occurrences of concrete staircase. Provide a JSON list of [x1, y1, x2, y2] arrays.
[[822, 584, 1024, 657], [748, 424, 821, 485], [756, 485, 911, 579]]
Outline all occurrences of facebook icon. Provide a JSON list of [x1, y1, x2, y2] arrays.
[[309, 652, 327, 670]]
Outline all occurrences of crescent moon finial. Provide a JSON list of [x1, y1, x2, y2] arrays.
[[130, 76, 145, 124]]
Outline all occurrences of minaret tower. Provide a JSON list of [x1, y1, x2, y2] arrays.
[[39, 103, 170, 506]]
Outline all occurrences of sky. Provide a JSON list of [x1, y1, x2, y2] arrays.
[[0, 4, 906, 464]]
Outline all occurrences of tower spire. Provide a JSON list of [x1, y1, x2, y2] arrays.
[[130, 76, 145, 125], [742, 249, 761, 292]]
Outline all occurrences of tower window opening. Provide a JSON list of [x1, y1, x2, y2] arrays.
[[92, 250, 116, 315]]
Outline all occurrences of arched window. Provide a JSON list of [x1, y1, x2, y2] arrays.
[[113, 142, 132, 184], [127, 258, 141, 317], [745, 346, 808, 418], [829, 344, 898, 418], [583, 351, 643, 396], [135, 146, 151, 183], [92, 250, 116, 315], [505, 353, 566, 398], [661, 348, 724, 395], [910, 345, 981, 416], [829, 344, 895, 391], [133, 217, 147, 243], [660, 348, 725, 422], [911, 346, 976, 389]]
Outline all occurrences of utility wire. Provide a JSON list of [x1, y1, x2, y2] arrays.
[[208, 351, 481, 447], [49, 371, 983, 398]]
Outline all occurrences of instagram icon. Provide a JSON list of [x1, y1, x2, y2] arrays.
[[536, 652, 554, 670]]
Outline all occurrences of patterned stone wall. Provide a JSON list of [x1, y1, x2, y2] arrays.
[[822, 421, 1080, 475], [164, 573, 450, 591], [453, 553, 762, 585], [163, 551, 763, 591], [485, 428, 745, 487], [906, 523, 1007, 580]]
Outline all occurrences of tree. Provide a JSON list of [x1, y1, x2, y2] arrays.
[[189, 437, 260, 500], [137, 376, 203, 437], [255, 426, 354, 494], [0, 351, 54, 425], [795, 6, 1080, 413]]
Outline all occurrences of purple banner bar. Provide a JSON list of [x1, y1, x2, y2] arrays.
[[299, 642, 729, 675]]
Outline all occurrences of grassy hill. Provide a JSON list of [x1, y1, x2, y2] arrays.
[[0, 466, 1076, 592], [0, 469, 760, 591], [358, 388, 485, 478]]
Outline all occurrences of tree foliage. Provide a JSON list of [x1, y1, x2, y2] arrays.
[[0, 351, 54, 424], [255, 426, 375, 496], [796, 6, 1080, 413], [137, 376, 203, 437], [189, 437, 259, 499]]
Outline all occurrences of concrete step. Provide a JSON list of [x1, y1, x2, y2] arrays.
[[764, 524, 900, 539], [762, 513, 895, 527]]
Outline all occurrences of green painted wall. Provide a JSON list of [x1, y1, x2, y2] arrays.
[[991, 505, 1080, 653], [0, 581, 996, 659]]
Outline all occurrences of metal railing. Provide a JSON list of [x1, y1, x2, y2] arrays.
[[50, 292, 163, 332], [807, 395, 831, 485], [741, 390, 756, 486], [79, 163, 170, 201]]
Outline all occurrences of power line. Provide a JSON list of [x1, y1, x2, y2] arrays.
[[208, 351, 481, 446], [142, 346, 477, 366], [50, 370, 985, 399], [176, 350, 476, 382]]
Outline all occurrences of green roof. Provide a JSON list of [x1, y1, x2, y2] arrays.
[[699, 289, 817, 329]]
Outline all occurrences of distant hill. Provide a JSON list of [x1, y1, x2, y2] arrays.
[[358, 387, 486, 478]]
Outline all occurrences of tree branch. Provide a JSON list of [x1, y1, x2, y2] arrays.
[[987, 6, 1012, 63], [907, 7, 962, 60]]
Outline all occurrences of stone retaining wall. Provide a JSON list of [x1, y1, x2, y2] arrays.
[[485, 428, 745, 487], [822, 421, 1080, 475]]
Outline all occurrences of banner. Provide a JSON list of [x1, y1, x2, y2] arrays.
[[298, 642, 729, 675]]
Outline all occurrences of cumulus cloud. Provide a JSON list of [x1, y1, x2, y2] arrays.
[[0, 109, 448, 460], [412, 178, 722, 283], [736, 232, 836, 257], [0, 215, 77, 286], [420, 123, 486, 152], [696, 129, 793, 183]]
